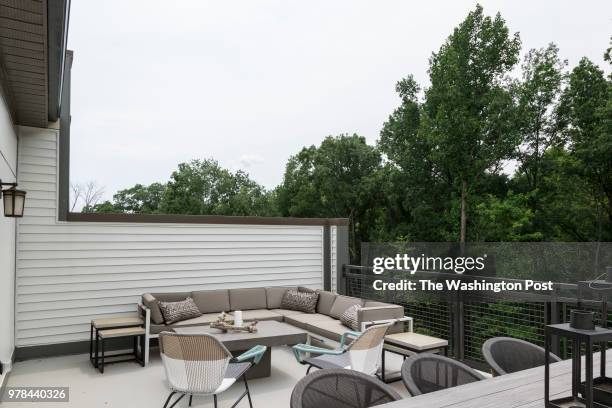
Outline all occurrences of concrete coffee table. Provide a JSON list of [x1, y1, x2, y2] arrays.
[[173, 320, 308, 379]]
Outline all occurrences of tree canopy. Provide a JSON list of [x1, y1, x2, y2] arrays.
[[91, 5, 612, 261]]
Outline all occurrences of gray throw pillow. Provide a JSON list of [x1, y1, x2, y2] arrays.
[[158, 297, 202, 324], [281, 289, 319, 313], [340, 304, 361, 331]]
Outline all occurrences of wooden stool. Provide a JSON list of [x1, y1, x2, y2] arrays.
[[95, 327, 146, 373], [90, 316, 143, 370]]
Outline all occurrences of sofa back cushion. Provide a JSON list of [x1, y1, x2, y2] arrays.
[[316, 291, 337, 315], [364, 300, 391, 308], [329, 295, 364, 319], [229, 288, 267, 310], [265, 287, 292, 309], [143, 292, 191, 324], [192, 289, 230, 314]]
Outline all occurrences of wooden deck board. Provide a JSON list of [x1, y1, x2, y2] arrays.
[[381, 352, 610, 407]]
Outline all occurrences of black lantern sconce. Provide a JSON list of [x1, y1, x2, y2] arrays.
[[0, 180, 26, 217]]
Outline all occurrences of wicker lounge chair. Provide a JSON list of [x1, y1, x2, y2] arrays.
[[482, 336, 562, 376], [159, 332, 266, 408], [401, 353, 486, 396], [290, 368, 402, 408], [292, 323, 391, 375]]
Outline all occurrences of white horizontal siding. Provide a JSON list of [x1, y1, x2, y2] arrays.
[[16, 128, 325, 347]]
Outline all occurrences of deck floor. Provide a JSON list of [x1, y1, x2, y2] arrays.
[[5, 346, 410, 407]]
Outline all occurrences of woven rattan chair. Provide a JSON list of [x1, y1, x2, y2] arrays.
[[159, 332, 266, 408], [290, 368, 402, 408], [401, 353, 485, 396], [293, 323, 392, 376], [482, 336, 562, 376]]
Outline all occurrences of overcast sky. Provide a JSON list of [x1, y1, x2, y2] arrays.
[[67, 0, 611, 201]]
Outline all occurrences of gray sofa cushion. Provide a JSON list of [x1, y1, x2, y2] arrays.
[[270, 308, 304, 317], [316, 291, 337, 315], [151, 313, 221, 334], [143, 292, 191, 324], [265, 287, 291, 309], [329, 295, 364, 319], [285, 313, 337, 329], [236, 309, 284, 322], [358, 305, 405, 334], [308, 320, 350, 342], [172, 313, 221, 327], [192, 289, 230, 314], [364, 300, 390, 308], [142, 293, 163, 324], [229, 287, 267, 310]]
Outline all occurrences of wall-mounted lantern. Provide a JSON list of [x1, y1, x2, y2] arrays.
[[0, 181, 26, 217]]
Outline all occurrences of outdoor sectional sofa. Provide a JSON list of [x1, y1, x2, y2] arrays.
[[138, 287, 408, 364]]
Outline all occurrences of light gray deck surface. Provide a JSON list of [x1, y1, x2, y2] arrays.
[[4, 345, 410, 407]]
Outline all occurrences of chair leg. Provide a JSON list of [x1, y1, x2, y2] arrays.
[[244, 376, 253, 408], [163, 392, 176, 408], [214, 394, 218, 408], [189, 394, 193, 406], [165, 393, 184, 408]]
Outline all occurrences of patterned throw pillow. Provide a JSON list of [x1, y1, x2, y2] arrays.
[[158, 297, 202, 324], [340, 304, 361, 331], [281, 289, 319, 313]]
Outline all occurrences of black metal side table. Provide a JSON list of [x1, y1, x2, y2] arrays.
[[95, 327, 146, 374], [545, 323, 612, 408], [89, 316, 144, 369]]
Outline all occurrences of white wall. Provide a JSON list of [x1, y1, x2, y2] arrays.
[[0, 92, 17, 372], [16, 128, 330, 347]]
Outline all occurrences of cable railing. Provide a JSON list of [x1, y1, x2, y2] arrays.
[[342, 264, 611, 369]]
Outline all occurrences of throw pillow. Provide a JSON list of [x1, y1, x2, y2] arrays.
[[281, 289, 319, 313], [298, 286, 318, 294], [158, 297, 202, 324], [340, 304, 361, 331]]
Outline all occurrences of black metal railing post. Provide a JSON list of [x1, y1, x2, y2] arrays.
[[549, 285, 561, 356], [452, 288, 465, 360]]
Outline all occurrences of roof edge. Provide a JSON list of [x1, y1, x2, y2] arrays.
[[66, 212, 350, 226]]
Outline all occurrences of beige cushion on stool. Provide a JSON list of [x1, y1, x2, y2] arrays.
[[98, 327, 146, 339], [92, 316, 143, 329]]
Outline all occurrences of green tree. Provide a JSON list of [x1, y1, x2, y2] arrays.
[[93, 182, 167, 213], [423, 4, 522, 243], [160, 159, 275, 216], [277, 134, 381, 260], [558, 58, 612, 237], [377, 75, 453, 241], [515, 44, 566, 198]]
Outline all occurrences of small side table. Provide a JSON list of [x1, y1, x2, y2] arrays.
[[380, 332, 449, 383], [95, 327, 146, 374], [545, 323, 612, 408], [90, 316, 143, 369]]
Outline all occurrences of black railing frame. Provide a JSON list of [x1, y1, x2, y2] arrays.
[[342, 264, 607, 368]]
